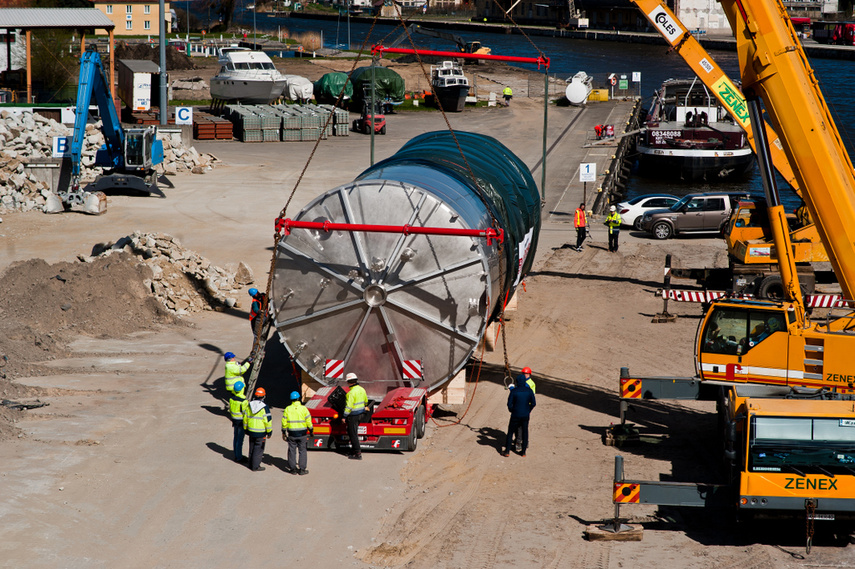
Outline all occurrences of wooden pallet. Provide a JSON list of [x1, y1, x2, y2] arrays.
[[193, 111, 233, 140]]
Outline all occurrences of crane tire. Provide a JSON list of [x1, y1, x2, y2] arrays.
[[757, 275, 784, 300]]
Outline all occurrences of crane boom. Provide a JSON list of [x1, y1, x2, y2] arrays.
[[721, 0, 855, 302]]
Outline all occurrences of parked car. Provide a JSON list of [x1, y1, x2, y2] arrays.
[[639, 192, 754, 240], [615, 194, 680, 230]]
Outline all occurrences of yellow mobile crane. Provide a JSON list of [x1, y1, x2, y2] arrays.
[[607, 0, 855, 544], [630, 0, 830, 299]]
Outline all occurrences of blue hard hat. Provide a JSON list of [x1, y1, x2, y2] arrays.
[[234, 381, 245, 393], [224, 351, 236, 360], [290, 391, 300, 401], [248, 288, 259, 296]]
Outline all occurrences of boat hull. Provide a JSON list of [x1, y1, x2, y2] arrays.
[[637, 144, 755, 181], [210, 77, 287, 104], [434, 85, 469, 112]]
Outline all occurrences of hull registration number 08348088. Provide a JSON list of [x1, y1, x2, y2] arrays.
[[808, 513, 835, 521]]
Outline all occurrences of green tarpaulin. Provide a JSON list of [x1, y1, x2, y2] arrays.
[[350, 66, 405, 104], [313, 72, 353, 104]]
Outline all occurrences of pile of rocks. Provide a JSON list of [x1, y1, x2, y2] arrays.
[[83, 231, 255, 315], [0, 110, 219, 214]]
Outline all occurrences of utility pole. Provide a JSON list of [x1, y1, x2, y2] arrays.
[[159, 0, 167, 126]]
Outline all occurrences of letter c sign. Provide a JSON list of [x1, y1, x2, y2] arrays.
[[176, 106, 193, 125]]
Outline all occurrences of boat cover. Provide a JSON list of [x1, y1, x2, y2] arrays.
[[314, 72, 353, 103], [283, 75, 314, 101], [350, 66, 405, 104]]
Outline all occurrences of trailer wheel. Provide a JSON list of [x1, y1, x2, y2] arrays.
[[415, 406, 426, 439], [757, 275, 784, 300], [406, 426, 418, 452], [652, 221, 673, 240]]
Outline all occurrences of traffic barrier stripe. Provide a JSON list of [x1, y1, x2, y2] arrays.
[[658, 289, 851, 307], [402, 359, 423, 379], [325, 359, 344, 379], [613, 482, 640, 503], [620, 378, 641, 399]]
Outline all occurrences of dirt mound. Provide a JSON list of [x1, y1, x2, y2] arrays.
[[0, 254, 173, 378], [115, 41, 196, 71]]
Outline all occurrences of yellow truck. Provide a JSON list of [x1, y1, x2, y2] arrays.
[[607, 0, 855, 548]]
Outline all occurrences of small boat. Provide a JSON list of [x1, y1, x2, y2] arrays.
[[431, 61, 469, 112], [210, 47, 287, 104], [637, 77, 755, 181]]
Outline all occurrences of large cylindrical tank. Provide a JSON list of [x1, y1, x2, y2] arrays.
[[565, 71, 593, 106], [272, 131, 540, 398]]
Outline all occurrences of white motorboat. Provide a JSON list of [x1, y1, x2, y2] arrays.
[[210, 47, 287, 104], [431, 61, 469, 112]]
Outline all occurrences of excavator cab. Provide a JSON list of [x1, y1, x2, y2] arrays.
[[124, 126, 158, 171]]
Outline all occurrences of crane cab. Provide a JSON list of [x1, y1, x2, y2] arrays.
[[696, 299, 855, 393]]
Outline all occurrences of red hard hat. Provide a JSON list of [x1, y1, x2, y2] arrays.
[[254, 387, 266, 397], [521, 367, 532, 375]]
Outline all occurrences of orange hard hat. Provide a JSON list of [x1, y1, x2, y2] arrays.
[[521, 367, 532, 375], [254, 387, 266, 397]]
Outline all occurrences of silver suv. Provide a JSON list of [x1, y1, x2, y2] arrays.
[[638, 192, 752, 240]]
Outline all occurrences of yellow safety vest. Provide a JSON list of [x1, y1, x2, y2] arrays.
[[243, 401, 272, 435], [345, 384, 368, 416], [282, 401, 313, 433], [606, 213, 621, 233], [224, 360, 250, 393], [503, 87, 513, 96], [526, 378, 536, 394], [229, 390, 247, 422]]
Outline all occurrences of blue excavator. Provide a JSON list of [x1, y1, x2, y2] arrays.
[[47, 47, 164, 214]]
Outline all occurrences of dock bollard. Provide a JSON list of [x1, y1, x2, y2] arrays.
[[652, 254, 677, 323]]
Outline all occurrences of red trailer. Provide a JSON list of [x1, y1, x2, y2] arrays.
[[306, 360, 430, 452]]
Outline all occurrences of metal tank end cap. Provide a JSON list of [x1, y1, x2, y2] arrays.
[[364, 284, 388, 307]]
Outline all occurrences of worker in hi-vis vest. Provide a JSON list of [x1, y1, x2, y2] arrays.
[[229, 380, 248, 464], [502, 86, 513, 106], [224, 351, 251, 395], [243, 387, 272, 471], [574, 203, 587, 252], [282, 391, 313, 475], [605, 205, 622, 253], [344, 373, 368, 460]]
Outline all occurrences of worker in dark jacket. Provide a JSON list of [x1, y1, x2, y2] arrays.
[[501, 375, 536, 457]]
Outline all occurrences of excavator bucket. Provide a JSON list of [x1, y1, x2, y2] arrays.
[[82, 191, 107, 215], [43, 192, 66, 214]]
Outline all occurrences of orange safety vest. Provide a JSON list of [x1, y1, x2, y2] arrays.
[[574, 208, 587, 228], [249, 292, 268, 321]]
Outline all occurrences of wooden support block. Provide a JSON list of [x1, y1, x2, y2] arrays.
[[584, 524, 643, 541], [428, 367, 466, 405], [301, 370, 323, 401], [478, 322, 497, 352], [651, 313, 677, 323]]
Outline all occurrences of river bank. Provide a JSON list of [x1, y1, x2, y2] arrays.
[[276, 11, 855, 61]]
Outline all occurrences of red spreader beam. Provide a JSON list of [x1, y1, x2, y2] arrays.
[[371, 45, 550, 69], [276, 219, 505, 245]]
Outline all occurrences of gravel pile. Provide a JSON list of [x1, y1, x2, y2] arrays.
[[0, 110, 219, 214], [83, 231, 255, 315]]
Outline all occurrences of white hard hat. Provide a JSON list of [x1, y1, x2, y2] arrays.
[[610, 205, 616, 211], [345, 372, 358, 382]]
